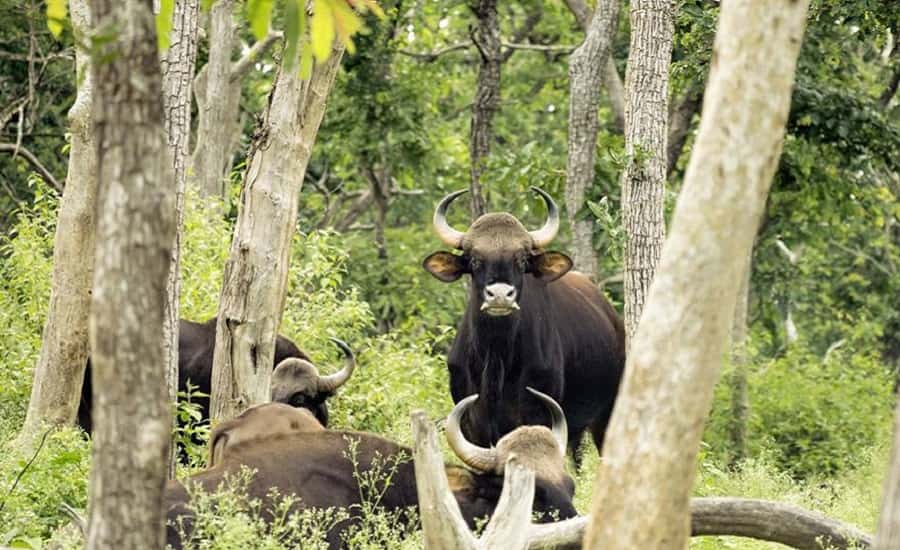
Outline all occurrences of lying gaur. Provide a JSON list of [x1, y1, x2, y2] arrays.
[[164, 389, 576, 549]]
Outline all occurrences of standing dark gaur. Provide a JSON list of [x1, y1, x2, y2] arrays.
[[422, 187, 626, 461]]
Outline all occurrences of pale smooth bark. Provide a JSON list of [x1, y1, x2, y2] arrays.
[[161, 0, 199, 475], [468, 0, 500, 218], [411, 411, 536, 550], [583, 1, 810, 548], [621, 0, 676, 345], [190, 0, 236, 200], [210, 42, 345, 422], [20, 0, 96, 438], [565, 0, 619, 279], [875, 397, 900, 550], [85, 0, 175, 547]]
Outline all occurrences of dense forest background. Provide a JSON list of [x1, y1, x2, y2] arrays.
[[0, 0, 898, 547]]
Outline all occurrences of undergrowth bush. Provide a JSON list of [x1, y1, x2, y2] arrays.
[[705, 338, 893, 478], [0, 427, 90, 542]]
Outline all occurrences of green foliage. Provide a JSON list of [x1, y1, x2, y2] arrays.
[[179, 191, 233, 320], [0, 427, 91, 541], [45, 0, 66, 38], [706, 342, 894, 478], [0, 181, 58, 433], [173, 467, 347, 550], [174, 382, 212, 471]]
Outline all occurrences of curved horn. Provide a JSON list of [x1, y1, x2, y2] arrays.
[[432, 189, 468, 249], [528, 186, 560, 248], [316, 337, 356, 393], [526, 387, 568, 455], [446, 394, 499, 473]]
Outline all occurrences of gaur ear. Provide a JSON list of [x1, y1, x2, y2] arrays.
[[530, 251, 573, 282], [423, 251, 467, 282]]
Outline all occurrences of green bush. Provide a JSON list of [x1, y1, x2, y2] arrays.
[[706, 340, 893, 478], [0, 427, 91, 541]]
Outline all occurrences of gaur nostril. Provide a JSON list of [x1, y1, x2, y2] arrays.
[[485, 289, 495, 298], [505, 289, 515, 299]]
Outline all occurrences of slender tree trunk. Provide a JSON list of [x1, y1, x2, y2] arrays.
[[85, 0, 176, 547], [161, 0, 199, 476], [876, 396, 900, 550], [190, 0, 235, 200], [19, 0, 96, 439], [728, 248, 752, 466], [468, 0, 500, 218], [210, 42, 345, 422], [565, 0, 619, 279], [583, 2, 809, 548], [666, 85, 703, 177], [621, 0, 676, 346], [564, 0, 626, 132]]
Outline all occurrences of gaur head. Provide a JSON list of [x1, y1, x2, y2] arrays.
[[208, 402, 324, 467], [423, 187, 573, 318], [269, 337, 355, 427], [445, 387, 576, 518]]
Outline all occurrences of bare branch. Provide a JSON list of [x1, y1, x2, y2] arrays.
[[0, 142, 63, 191], [774, 238, 800, 265], [230, 31, 283, 82], [502, 42, 576, 53], [397, 41, 473, 61]]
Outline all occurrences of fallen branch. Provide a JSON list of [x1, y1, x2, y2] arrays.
[[527, 498, 873, 550]]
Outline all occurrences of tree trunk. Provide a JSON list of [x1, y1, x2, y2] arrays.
[[468, 0, 500, 218], [564, 0, 619, 279], [876, 397, 900, 549], [583, 1, 809, 548], [621, 0, 676, 346], [728, 248, 752, 466], [564, 0, 626, 132], [161, 0, 199, 476], [19, 0, 96, 439], [190, 0, 236, 200], [666, 85, 703, 177], [85, 0, 175, 547], [210, 42, 345, 422]]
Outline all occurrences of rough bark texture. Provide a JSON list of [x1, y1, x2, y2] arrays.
[[564, 0, 626, 131], [876, 397, 900, 550], [161, 0, 199, 475], [411, 411, 537, 550], [621, 0, 676, 346], [529, 498, 872, 550], [210, 43, 344, 422], [190, 0, 235, 199], [85, 0, 175, 547], [20, 0, 96, 437], [468, 0, 500, 218], [565, 0, 619, 279], [728, 248, 752, 465], [583, 1, 810, 548]]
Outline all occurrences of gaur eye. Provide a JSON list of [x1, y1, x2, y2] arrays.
[[469, 258, 483, 271], [289, 394, 306, 407], [515, 255, 527, 271]]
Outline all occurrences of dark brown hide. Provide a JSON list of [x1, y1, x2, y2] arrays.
[[165, 423, 575, 548], [424, 189, 626, 460], [77, 317, 310, 433]]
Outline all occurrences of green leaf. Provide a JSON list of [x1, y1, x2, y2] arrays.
[[311, 0, 336, 63], [247, 0, 274, 40], [46, 0, 67, 38], [155, 0, 175, 51]]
